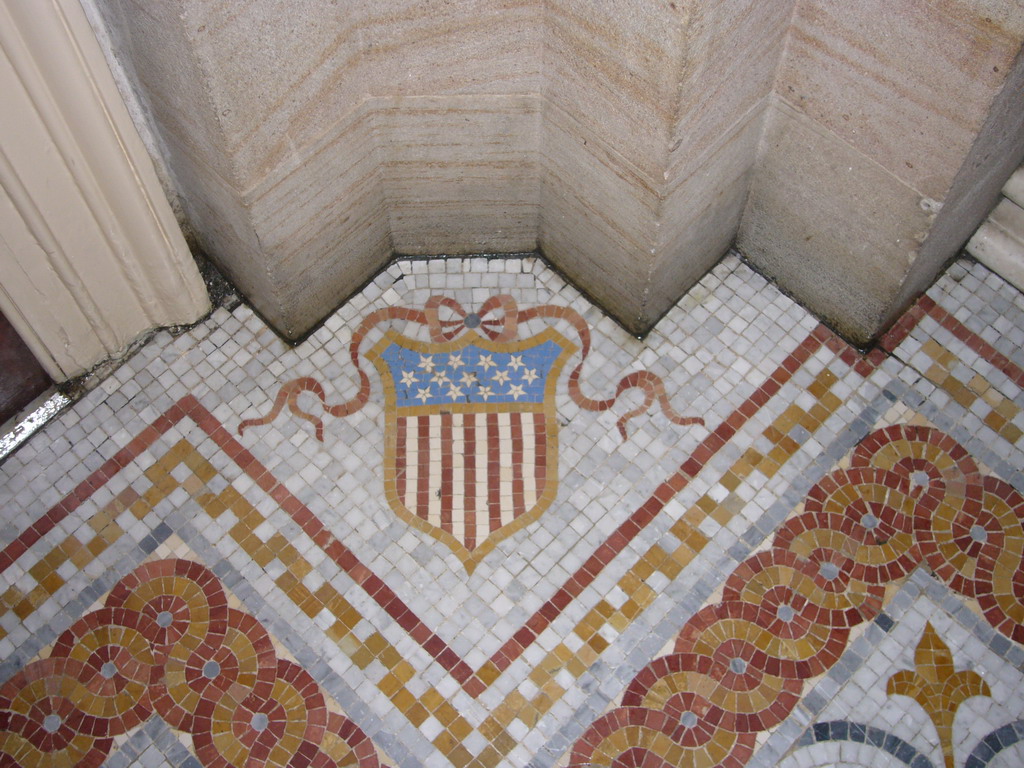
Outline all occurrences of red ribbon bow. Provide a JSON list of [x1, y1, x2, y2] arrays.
[[424, 295, 519, 342]]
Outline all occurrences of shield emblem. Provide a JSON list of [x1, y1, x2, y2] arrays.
[[367, 326, 576, 572]]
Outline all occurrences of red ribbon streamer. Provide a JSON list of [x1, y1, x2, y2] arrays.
[[239, 295, 703, 442]]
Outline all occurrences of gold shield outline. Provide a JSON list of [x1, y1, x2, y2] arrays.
[[366, 326, 576, 573]]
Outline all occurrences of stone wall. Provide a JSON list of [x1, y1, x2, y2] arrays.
[[91, 0, 1024, 342], [739, 1, 1024, 343]]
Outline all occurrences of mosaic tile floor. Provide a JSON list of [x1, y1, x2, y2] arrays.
[[1, 253, 1023, 768]]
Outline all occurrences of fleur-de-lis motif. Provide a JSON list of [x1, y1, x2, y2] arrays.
[[887, 622, 991, 768]]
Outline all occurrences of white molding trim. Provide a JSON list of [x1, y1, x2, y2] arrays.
[[967, 192, 1024, 294], [0, 0, 208, 381]]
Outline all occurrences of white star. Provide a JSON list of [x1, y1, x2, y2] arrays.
[[477, 354, 496, 371], [447, 353, 465, 369], [521, 368, 539, 384], [460, 371, 478, 387], [415, 387, 431, 403], [418, 355, 436, 372], [492, 369, 510, 385], [508, 355, 524, 370], [431, 369, 449, 385], [478, 386, 494, 400], [400, 370, 418, 387], [508, 384, 526, 400], [447, 384, 463, 399]]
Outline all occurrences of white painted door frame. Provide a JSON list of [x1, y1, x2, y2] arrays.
[[0, 0, 208, 381]]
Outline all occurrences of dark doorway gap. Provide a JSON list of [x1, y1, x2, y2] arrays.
[[0, 310, 51, 426]]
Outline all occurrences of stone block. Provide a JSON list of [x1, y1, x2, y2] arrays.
[[179, 0, 368, 189], [892, 49, 1024, 327], [738, 102, 934, 344], [376, 95, 541, 256], [102, 0, 240, 188], [650, 101, 769, 326], [538, 103, 659, 332], [247, 105, 390, 338], [744, 0, 1024, 342], [669, 0, 794, 178], [196, 0, 544, 190], [158, 131, 270, 304], [543, 0, 685, 179], [359, 0, 544, 98], [777, 0, 1021, 199], [163, 103, 390, 340]]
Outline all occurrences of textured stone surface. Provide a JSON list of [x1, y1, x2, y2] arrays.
[[93, 0, 1024, 343], [742, 0, 1024, 344], [667, 0, 794, 180], [777, 0, 1019, 199], [95, 0, 545, 339], [537, 0, 791, 334], [892, 49, 1024, 330], [537, 101, 659, 329], [377, 96, 541, 256], [739, 103, 934, 343], [542, 0, 684, 179], [651, 102, 768, 325]]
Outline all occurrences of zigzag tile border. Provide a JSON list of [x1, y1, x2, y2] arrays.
[[1, 255, 1022, 767]]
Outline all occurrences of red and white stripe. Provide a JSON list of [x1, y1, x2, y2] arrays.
[[394, 411, 546, 550]]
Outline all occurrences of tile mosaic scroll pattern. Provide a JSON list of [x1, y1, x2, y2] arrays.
[[0, 557, 387, 767], [570, 423, 1024, 767], [0, 255, 1022, 768]]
